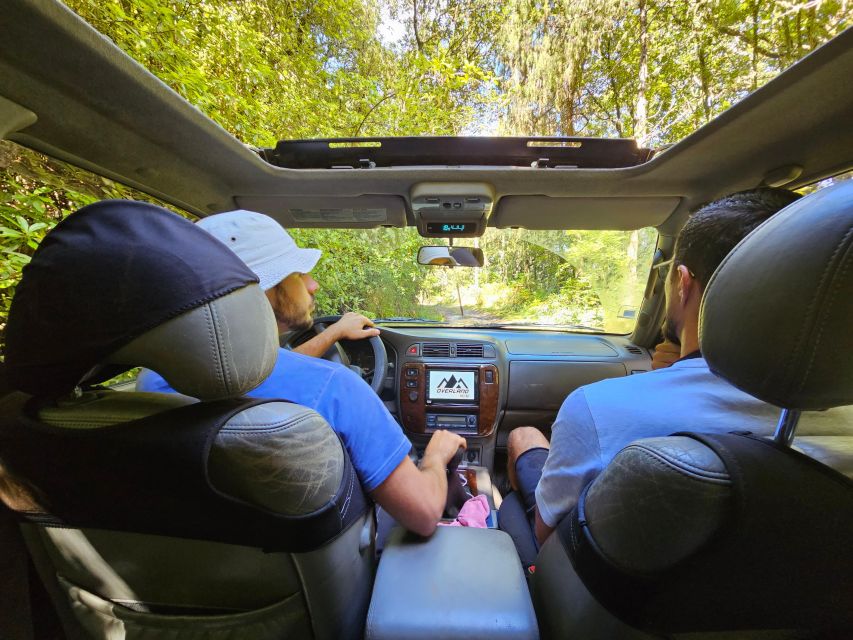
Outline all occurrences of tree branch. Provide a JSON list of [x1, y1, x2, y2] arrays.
[[713, 24, 783, 59], [353, 92, 397, 137], [412, 0, 424, 52]]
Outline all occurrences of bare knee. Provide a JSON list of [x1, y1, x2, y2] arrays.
[[507, 427, 550, 461]]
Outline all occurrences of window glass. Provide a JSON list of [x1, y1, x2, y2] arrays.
[[292, 226, 658, 334]]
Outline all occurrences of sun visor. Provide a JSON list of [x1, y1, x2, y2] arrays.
[[491, 196, 681, 230], [234, 195, 408, 228]]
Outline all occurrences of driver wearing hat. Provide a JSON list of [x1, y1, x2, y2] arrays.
[[138, 209, 465, 537]]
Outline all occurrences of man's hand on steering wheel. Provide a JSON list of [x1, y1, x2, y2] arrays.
[[329, 312, 380, 341], [292, 313, 377, 359]]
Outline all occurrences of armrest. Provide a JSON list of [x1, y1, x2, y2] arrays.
[[366, 526, 539, 640]]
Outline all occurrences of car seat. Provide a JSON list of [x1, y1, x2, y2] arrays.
[[531, 180, 853, 639], [0, 202, 376, 640]]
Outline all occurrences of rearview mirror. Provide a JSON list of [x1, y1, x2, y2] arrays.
[[417, 246, 484, 267]]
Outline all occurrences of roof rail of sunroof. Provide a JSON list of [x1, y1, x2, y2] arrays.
[[260, 136, 654, 170]]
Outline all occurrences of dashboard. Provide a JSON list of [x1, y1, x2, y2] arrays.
[[371, 327, 653, 471]]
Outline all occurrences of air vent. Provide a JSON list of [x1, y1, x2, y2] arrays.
[[456, 343, 485, 358], [625, 345, 644, 355], [422, 342, 451, 357]]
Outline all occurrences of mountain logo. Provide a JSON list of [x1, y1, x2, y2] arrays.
[[437, 375, 469, 390]]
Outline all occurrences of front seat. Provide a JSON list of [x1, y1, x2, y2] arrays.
[[0, 201, 376, 640], [531, 181, 853, 639]]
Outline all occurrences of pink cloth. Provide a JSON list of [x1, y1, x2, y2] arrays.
[[438, 494, 490, 528]]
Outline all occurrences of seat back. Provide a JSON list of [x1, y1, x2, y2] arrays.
[[532, 181, 853, 638], [532, 433, 853, 639], [0, 201, 378, 639], [7, 391, 375, 640]]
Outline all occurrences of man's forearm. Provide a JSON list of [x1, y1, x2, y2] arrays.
[[292, 329, 339, 358], [418, 451, 449, 521], [370, 453, 450, 537]]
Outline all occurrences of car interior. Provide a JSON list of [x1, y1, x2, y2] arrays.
[[0, 1, 852, 639]]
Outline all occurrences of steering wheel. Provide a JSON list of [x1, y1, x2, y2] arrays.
[[289, 315, 388, 395]]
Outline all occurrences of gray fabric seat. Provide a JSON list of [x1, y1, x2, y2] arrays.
[[531, 181, 853, 639], [0, 284, 376, 640]]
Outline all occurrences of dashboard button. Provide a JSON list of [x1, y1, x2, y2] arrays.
[[407, 344, 420, 356], [405, 379, 418, 388], [406, 368, 418, 377], [484, 370, 494, 383], [408, 391, 419, 402]]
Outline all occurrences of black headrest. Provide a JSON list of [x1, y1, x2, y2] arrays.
[[700, 180, 853, 410], [5, 200, 259, 397]]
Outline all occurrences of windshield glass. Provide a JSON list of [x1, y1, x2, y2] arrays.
[[291, 227, 657, 333]]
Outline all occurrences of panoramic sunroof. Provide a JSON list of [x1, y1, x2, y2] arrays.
[[260, 137, 654, 170]]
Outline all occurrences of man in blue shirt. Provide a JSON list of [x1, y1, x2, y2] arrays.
[[138, 210, 465, 537], [499, 189, 820, 564]]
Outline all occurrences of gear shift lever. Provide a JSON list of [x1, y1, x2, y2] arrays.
[[443, 446, 468, 519]]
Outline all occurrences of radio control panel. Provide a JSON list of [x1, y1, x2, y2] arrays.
[[426, 413, 478, 431]]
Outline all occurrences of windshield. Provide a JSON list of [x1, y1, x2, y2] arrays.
[[291, 227, 657, 333]]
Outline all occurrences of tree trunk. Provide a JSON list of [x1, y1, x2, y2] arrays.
[[627, 229, 639, 292], [751, 0, 760, 91], [412, 0, 424, 52], [697, 41, 712, 122], [635, 0, 649, 146]]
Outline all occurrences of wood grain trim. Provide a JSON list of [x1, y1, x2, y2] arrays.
[[478, 364, 499, 436], [400, 363, 427, 433], [399, 363, 500, 436]]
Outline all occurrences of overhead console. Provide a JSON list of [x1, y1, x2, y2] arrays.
[[411, 182, 494, 238]]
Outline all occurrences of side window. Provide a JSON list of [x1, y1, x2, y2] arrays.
[[0, 141, 193, 358]]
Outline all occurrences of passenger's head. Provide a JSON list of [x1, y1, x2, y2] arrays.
[[197, 210, 321, 333], [663, 188, 801, 346]]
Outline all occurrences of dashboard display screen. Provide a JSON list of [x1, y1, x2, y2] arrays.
[[425, 222, 477, 234], [427, 370, 477, 402]]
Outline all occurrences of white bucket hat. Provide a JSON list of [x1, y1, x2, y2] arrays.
[[197, 210, 321, 290]]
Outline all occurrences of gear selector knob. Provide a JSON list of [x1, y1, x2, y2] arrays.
[[443, 446, 468, 519]]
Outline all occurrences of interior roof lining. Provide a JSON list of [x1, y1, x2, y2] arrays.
[[0, 1, 851, 235]]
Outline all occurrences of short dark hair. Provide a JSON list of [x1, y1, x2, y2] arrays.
[[673, 187, 802, 288]]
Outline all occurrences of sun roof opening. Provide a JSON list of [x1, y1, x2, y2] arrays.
[[261, 137, 652, 170]]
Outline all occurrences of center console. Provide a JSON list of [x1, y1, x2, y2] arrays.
[[366, 526, 539, 640], [399, 363, 499, 437]]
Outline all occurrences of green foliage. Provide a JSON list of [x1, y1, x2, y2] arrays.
[[497, 0, 851, 145], [1, 0, 849, 355], [470, 228, 656, 332], [289, 228, 443, 318]]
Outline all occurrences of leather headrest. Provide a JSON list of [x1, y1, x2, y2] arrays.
[[109, 285, 278, 400], [700, 180, 853, 410]]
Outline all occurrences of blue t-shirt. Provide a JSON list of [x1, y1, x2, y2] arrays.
[[137, 348, 411, 492]]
